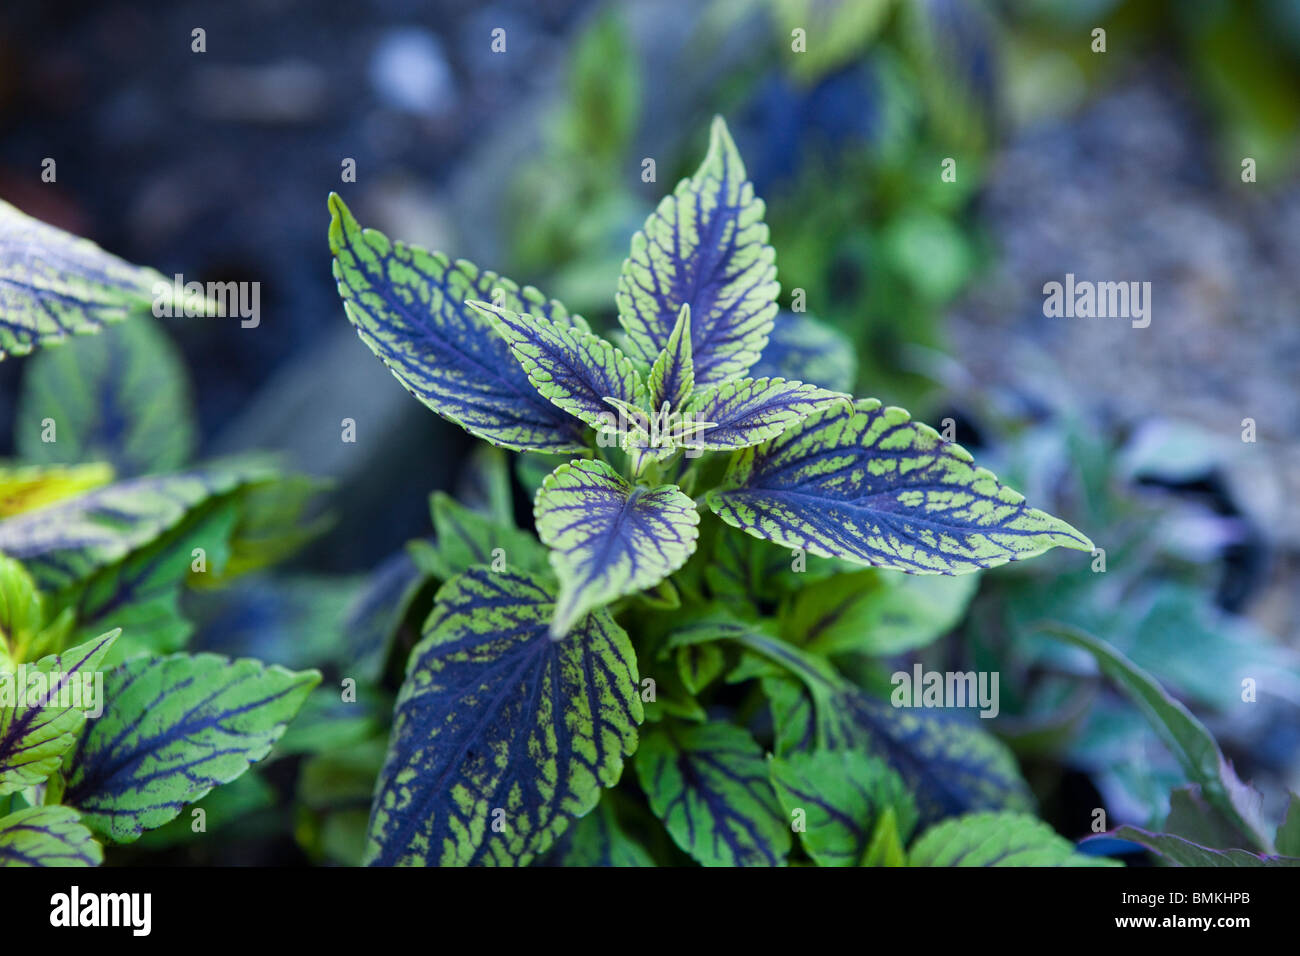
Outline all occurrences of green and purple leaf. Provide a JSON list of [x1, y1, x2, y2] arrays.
[[635, 722, 791, 867], [61, 498, 238, 664], [750, 311, 857, 393], [468, 300, 645, 433], [17, 314, 196, 477], [0, 630, 119, 794], [0, 461, 279, 593], [684, 376, 847, 451], [707, 399, 1092, 573], [0, 805, 102, 867], [365, 567, 642, 866], [616, 116, 779, 387], [768, 749, 918, 867], [910, 812, 1120, 867], [647, 304, 695, 411], [0, 198, 189, 359], [534, 459, 699, 638], [329, 193, 589, 452], [62, 653, 319, 842], [675, 621, 1033, 825]]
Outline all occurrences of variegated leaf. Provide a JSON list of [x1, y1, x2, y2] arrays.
[[535, 459, 699, 638], [0, 630, 119, 793], [328, 193, 589, 452], [648, 304, 695, 410], [0, 198, 185, 359], [635, 722, 790, 866], [707, 399, 1092, 573], [365, 567, 642, 866], [616, 116, 779, 386], [768, 748, 918, 867], [468, 300, 646, 433], [0, 463, 113, 519], [0, 461, 276, 593], [17, 314, 196, 477], [675, 620, 1033, 826], [0, 805, 101, 867], [750, 310, 857, 393], [61, 498, 238, 663], [683, 376, 847, 450], [910, 812, 1120, 867], [62, 653, 319, 842]]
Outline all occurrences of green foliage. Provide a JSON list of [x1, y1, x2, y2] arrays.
[[17, 315, 195, 476], [62, 653, 318, 843], [0, 805, 101, 867], [0, 203, 331, 868], [365, 567, 641, 866], [908, 812, 1119, 867], [0, 199, 193, 359], [329, 117, 1097, 867], [636, 722, 791, 866]]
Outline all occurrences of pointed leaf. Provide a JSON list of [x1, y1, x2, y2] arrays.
[[616, 116, 778, 386], [0, 805, 101, 866], [681, 621, 1033, 825], [648, 304, 695, 410], [707, 399, 1093, 573], [751, 311, 857, 393], [469, 300, 645, 433], [635, 722, 790, 866], [862, 806, 908, 866], [768, 749, 918, 867], [0, 461, 278, 593], [1101, 826, 1300, 867], [0, 198, 182, 359], [781, 567, 978, 656], [535, 459, 699, 638], [910, 812, 1120, 867], [328, 193, 588, 452], [0, 630, 119, 793], [684, 376, 847, 450], [1045, 623, 1275, 852], [17, 314, 196, 477], [62, 653, 319, 842], [365, 567, 642, 866]]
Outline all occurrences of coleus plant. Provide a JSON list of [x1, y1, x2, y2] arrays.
[[329, 116, 1111, 867], [0, 199, 322, 865]]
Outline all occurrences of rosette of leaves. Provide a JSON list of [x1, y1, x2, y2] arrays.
[[330, 116, 1095, 867]]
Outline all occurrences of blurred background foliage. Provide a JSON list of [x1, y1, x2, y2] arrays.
[[2, 0, 1299, 863]]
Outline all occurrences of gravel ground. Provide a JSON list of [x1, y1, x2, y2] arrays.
[[951, 71, 1300, 555]]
